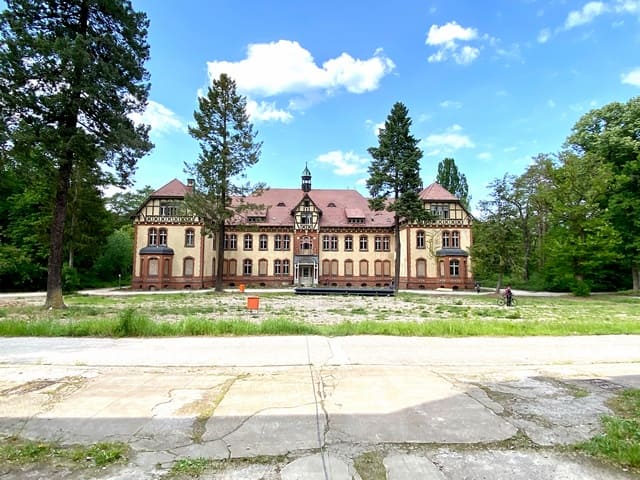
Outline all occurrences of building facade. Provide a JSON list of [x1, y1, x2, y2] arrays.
[[131, 168, 474, 290]]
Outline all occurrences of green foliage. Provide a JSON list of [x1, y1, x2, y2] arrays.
[[184, 73, 263, 291], [436, 157, 470, 208], [577, 389, 640, 471], [0, 0, 153, 307], [115, 308, 153, 337], [0, 437, 128, 469], [92, 225, 134, 282]]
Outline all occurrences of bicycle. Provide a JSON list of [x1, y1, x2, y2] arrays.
[[497, 294, 517, 306]]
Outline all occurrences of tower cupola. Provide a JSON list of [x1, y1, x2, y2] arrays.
[[301, 164, 311, 192]]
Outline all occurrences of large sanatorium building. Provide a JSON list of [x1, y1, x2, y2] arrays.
[[131, 167, 475, 290]]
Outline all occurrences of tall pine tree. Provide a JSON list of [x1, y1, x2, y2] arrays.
[[367, 102, 429, 290], [436, 157, 470, 209], [185, 73, 263, 292], [0, 0, 153, 307]]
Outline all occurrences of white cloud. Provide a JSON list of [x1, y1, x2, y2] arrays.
[[129, 100, 185, 137], [316, 150, 369, 176], [477, 152, 492, 160], [426, 21, 481, 65], [564, 2, 607, 29], [621, 67, 640, 87], [246, 100, 293, 123], [207, 40, 395, 97], [426, 21, 478, 46], [423, 124, 475, 156], [440, 100, 462, 109], [614, 0, 640, 14], [365, 119, 385, 136], [537, 28, 551, 43]]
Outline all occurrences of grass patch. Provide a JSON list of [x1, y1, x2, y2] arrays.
[[1, 292, 639, 338], [0, 437, 127, 469], [577, 389, 640, 472], [353, 450, 386, 480]]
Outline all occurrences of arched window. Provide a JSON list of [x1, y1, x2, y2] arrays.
[[416, 258, 427, 278], [148, 228, 158, 246], [183, 257, 194, 277], [224, 234, 237, 250], [416, 230, 425, 249], [282, 259, 290, 275], [243, 259, 252, 276], [322, 259, 331, 276], [359, 235, 368, 251], [258, 259, 268, 275], [375, 260, 383, 276], [148, 258, 158, 276], [383, 260, 391, 276], [300, 236, 313, 254], [244, 234, 253, 250], [442, 231, 450, 248], [344, 259, 353, 276], [159, 228, 168, 246], [452, 231, 460, 248], [185, 229, 195, 247], [359, 260, 369, 276], [344, 235, 353, 251], [259, 234, 268, 250], [331, 259, 339, 276]]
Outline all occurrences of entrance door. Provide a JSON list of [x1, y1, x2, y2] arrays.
[[300, 265, 313, 286]]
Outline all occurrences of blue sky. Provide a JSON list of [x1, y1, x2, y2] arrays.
[[7, 0, 640, 208]]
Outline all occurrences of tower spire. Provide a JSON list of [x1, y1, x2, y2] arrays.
[[301, 163, 311, 192]]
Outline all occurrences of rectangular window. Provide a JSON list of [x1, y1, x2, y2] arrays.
[[330, 236, 338, 251], [331, 259, 338, 276], [282, 260, 290, 275], [450, 260, 460, 276], [274, 234, 282, 250], [282, 235, 290, 250], [274, 260, 281, 275], [416, 231, 425, 249], [322, 235, 331, 251], [382, 236, 390, 251]]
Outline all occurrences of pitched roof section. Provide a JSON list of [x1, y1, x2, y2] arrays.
[[234, 188, 394, 228], [152, 178, 192, 198], [419, 182, 458, 201]]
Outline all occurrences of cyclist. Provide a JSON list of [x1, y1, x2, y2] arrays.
[[505, 285, 513, 307]]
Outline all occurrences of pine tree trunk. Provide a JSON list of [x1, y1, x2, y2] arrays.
[[393, 215, 401, 291], [45, 159, 72, 309], [215, 222, 225, 292]]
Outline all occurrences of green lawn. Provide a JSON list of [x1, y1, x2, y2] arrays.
[[0, 291, 638, 337]]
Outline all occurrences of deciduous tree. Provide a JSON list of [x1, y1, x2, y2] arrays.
[[436, 157, 470, 209]]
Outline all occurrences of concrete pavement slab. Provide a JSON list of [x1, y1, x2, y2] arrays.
[[384, 453, 446, 479], [325, 366, 517, 444], [280, 453, 352, 480]]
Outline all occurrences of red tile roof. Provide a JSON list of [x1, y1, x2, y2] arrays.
[[419, 182, 458, 201], [152, 178, 192, 197], [148, 180, 463, 228]]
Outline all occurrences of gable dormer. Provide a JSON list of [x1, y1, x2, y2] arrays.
[[292, 195, 321, 230]]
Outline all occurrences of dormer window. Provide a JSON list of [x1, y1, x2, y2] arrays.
[[431, 204, 449, 219], [328, 202, 336, 207], [277, 202, 286, 207], [247, 216, 266, 223]]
